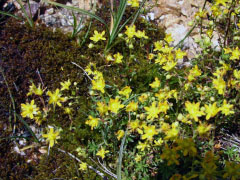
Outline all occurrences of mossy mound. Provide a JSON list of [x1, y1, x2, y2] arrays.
[[0, 5, 165, 178], [0, 18, 94, 179]]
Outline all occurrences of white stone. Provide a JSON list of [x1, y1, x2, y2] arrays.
[[166, 24, 188, 46], [147, 12, 155, 20], [46, 8, 54, 15]]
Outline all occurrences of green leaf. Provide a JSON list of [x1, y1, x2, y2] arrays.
[[0, 10, 23, 20], [15, 0, 34, 27], [16, 114, 40, 143]]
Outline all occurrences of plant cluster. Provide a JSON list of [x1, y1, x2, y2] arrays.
[[2, 0, 240, 179]]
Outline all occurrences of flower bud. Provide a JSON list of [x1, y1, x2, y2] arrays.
[[210, 97, 215, 101], [88, 43, 94, 49]]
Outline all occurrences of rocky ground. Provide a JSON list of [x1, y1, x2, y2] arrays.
[[2, 0, 223, 60]]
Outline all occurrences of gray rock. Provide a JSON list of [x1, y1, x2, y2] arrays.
[[25, 1, 40, 18], [60, 18, 67, 26], [46, 8, 54, 15]]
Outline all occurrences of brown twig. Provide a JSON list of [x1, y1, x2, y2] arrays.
[[223, 0, 236, 47]]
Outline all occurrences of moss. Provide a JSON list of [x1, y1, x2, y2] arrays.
[[0, 5, 165, 177]]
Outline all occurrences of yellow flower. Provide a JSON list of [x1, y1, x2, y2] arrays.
[[21, 100, 39, 119], [224, 47, 232, 54], [158, 101, 169, 114], [164, 33, 174, 44], [212, 77, 226, 95], [135, 154, 142, 162], [148, 53, 154, 60], [220, 100, 234, 115], [79, 162, 88, 171], [162, 61, 177, 71], [128, 120, 141, 132], [233, 69, 240, 79], [205, 102, 220, 120], [135, 30, 148, 39], [138, 93, 148, 103], [27, 82, 43, 96], [116, 130, 125, 140], [106, 54, 114, 62], [97, 101, 108, 115], [76, 147, 87, 157], [127, 0, 139, 8], [119, 86, 132, 98], [155, 54, 167, 65], [113, 52, 123, 64], [175, 49, 187, 59], [136, 141, 149, 151], [85, 115, 100, 130], [64, 107, 72, 115], [195, 8, 207, 19], [211, 5, 221, 17], [153, 41, 163, 51], [213, 68, 226, 78], [92, 78, 105, 93], [164, 122, 179, 140], [47, 89, 66, 107], [220, 62, 232, 71], [155, 89, 168, 101], [90, 30, 106, 43], [108, 97, 124, 114], [141, 125, 158, 141], [125, 25, 136, 39], [126, 101, 138, 112], [144, 101, 160, 120], [197, 122, 212, 136], [60, 79, 71, 91], [96, 147, 109, 159], [85, 62, 96, 75], [42, 127, 60, 147], [177, 114, 192, 124], [215, 0, 228, 7], [185, 101, 205, 122], [149, 77, 160, 88], [188, 65, 202, 81], [154, 138, 164, 146], [160, 122, 170, 133], [93, 71, 104, 80], [161, 45, 174, 54], [34, 111, 45, 125], [230, 47, 240, 60]]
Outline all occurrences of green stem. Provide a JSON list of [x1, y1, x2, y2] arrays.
[[0, 67, 16, 132], [174, 24, 197, 49]]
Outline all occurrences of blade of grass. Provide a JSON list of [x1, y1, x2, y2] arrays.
[[107, 0, 127, 46], [26, 0, 33, 22], [119, 0, 147, 35], [15, 0, 33, 27], [174, 23, 197, 49], [80, 20, 92, 46], [0, 67, 16, 132], [43, 0, 108, 31], [106, 0, 147, 52], [0, 135, 30, 141], [130, 0, 147, 26], [0, 10, 23, 20], [75, 15, 85, 34], [16, 114, 40, 143], [117, 129, 127, 180]]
